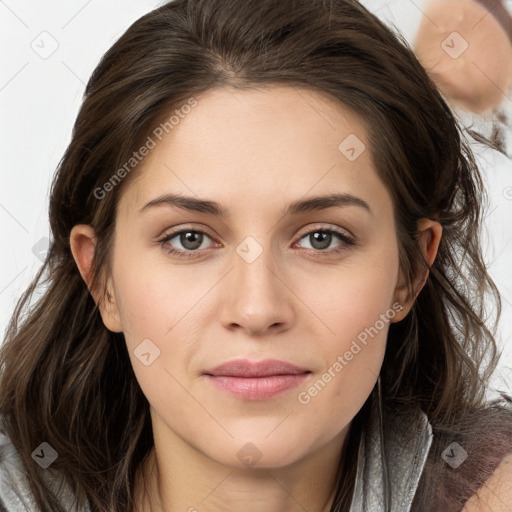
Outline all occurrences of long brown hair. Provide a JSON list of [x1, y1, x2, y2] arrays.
[[1, 1, 511, 511]]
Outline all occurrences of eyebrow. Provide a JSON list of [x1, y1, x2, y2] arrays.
[[138, 192, 372, 217]]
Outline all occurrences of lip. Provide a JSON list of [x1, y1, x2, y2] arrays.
[[203, 358, 311, 400], [204, 358, 310, 377]]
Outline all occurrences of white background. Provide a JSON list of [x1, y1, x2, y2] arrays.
[[1, 0, 511, 397]]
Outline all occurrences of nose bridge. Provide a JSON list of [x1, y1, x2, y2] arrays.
[[219, 233, 293, 334], [234, 235, 277, 294], [234, 233, 282, 303]]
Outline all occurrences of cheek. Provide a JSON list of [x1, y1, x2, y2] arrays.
[[291, 246, 399, 415], [112, 266, 199, 418], [108, 244, 202, 393], [111, 237, 200, 341], [296, 271, 395, 392], [113, 272, 170, 342], [299, 242, 399, 341], [110, 241, 238, 413]]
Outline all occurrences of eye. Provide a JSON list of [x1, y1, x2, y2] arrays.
[[158, 228, 217, 258], [158, 225, 356, 259], [294, 227, 355, 255]]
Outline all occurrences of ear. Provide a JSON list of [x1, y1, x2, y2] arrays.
[[392, 219, 443, 322], [69, 224, 123, 333]]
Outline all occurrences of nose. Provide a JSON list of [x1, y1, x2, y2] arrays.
[[219, 242, 295, 336]]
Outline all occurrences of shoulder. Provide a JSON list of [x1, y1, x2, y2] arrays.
[[417, 399, 512, 511], [461, 451, 512, 511]]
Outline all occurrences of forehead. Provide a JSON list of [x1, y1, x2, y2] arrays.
[[117, 85, 387, 217]]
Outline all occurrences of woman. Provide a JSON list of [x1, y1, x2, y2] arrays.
[[0, 0, 511, 511]]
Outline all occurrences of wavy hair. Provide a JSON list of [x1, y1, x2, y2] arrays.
[[1, 1, 511, 511]]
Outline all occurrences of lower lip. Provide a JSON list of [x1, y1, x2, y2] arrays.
[[205, 374, 310, 400]]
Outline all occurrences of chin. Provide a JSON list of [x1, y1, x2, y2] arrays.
[[202, 433, 313, 470]]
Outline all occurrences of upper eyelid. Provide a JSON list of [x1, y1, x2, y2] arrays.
[[296, 223, 354, 239], [160, 224, 217, 242]]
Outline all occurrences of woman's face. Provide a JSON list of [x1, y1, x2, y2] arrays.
[[92, 86, 409, 468]]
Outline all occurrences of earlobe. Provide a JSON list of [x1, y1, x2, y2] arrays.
[[391, 219, 443, 322], [69, 224, 123, 333]]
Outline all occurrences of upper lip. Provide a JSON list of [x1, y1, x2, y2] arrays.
[[204, 358, 310, 378]]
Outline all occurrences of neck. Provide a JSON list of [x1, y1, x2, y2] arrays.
[[133, 421, 350, 512]]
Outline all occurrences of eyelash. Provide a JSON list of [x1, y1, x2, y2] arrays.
[[157, 226, 356, 259]]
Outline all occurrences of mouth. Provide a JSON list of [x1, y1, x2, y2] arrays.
[[203, 358, 311, 400]]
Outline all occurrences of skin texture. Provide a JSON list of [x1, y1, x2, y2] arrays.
[[70, 86, 442, 512], [414, 0, 512, 114]]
